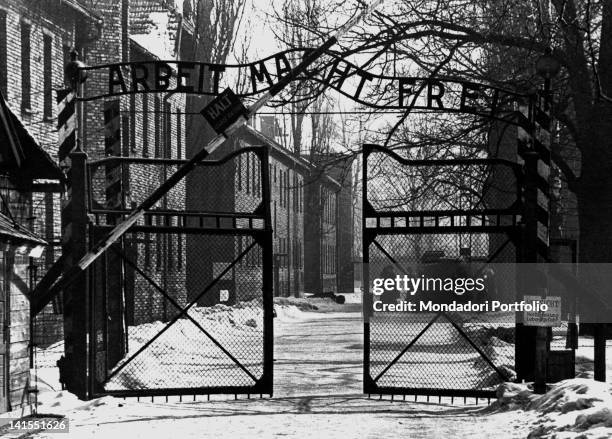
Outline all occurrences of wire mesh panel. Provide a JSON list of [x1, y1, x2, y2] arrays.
[[86, 147, 273, 398], [363, 144, 521, 398]]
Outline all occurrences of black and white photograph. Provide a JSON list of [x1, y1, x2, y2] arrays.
[[0, 0, 611, 437]]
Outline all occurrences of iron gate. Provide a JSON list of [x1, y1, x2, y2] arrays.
[[86, 146, 273, 398], [362, 144, 523, 398]]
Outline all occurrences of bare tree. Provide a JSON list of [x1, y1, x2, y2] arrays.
[[185, 0, 249, 156], [270, 0, 335, 156], [277, 0, 612, 263]]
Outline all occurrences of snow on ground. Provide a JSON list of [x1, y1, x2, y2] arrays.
[[27, 299, 612, 438], [28, 304, 538, 439], [32, 297, 346, 393], [490, 379, 612, 438]]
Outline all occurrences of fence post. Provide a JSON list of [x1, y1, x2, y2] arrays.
[[594, 324, 606, 382], [60, 146, 90, 399], [519, 151, 549, 393]]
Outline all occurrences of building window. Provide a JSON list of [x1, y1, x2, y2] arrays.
[[300, 178, 304, 213], [285, 171, 289, 208], [164, 102, 171, 158], [255, 158, 260, 197], [142, 96, 149, 157], [129, 94, 136, 153], [21, 22, 31, 111], [293, 174, 297, 212], [154, 95, 161, 157], [0, 11, 7, 97], [43, 34, 53, 119], [176, 109, 182, 159], [246, 153, 250, 194], [279, 170, 284, 207], [273, 201, 277, 236], [62, 43, 71, 85], [121, 114, 129, 156], [237, 153, 242, 191]]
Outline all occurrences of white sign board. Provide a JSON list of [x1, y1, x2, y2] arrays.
[[219, 289, 230, 302], [524, 295, 562, 327]]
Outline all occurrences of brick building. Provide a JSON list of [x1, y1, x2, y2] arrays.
[[304, 154, 355, 295], [234, 122, 353, 297], [0, 0, 98, 413], [82, 0, 191, 325]]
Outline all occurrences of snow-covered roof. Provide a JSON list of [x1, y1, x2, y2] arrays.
[[129, 0, 182, 60]]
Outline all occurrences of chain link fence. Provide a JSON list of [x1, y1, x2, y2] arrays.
[[366, 233, 517, 392], [363, 144, 521, 397], [84, 147, 272, 396]]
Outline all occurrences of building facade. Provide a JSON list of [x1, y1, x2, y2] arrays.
[[231, 124, 353, 298], [0, 0, 98, 413]]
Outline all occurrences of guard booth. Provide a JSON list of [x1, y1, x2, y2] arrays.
[[0, 91, 64, 413]]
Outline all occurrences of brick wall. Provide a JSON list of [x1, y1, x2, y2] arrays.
[[80, 0, 188, 325], [236, 129, 307, 298], [0, 0, 88, 413]]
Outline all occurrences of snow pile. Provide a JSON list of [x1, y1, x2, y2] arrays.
[[274, 297, 320, 312], [491, 379, 612, 438], [105, 301, 264, 390], [478, 336, 517, 386], [457, 323, 517, 387], [274, 304, 309, 322]]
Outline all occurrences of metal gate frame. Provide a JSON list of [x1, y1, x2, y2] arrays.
[[83, 146, 274, 398], [362, 143, 524, 398]]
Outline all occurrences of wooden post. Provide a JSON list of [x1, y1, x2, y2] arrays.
[[594, 324, 606, 382], [61, 146, 90, 399], [516, 152, 539, 383]]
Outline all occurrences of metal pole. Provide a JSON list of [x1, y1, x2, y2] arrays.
[[38, 0, 385, 306], [594, 324, 607, 382]]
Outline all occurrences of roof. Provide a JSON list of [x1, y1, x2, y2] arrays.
[[61, 0, 102, 22], [0, 92, 65, 182], [0, 211, 47, 247], [129, 0, 182, 60], [239, 125, 342, 189]]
